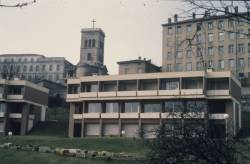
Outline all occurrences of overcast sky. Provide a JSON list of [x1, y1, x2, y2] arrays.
[[0, 0, 181, 74]]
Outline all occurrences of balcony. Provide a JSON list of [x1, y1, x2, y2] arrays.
[[101, 113, 119, 119], [120, 113, 139, 119], [161, 112, 182, 119], [209, 113, 229, 119], [98, 91, 116, 97], [183, 112, 205, 118], [137, 90, 158, 96], [73, 114, 83, 119], [140, 113, 160, 119], [0, 112, 5, 117], [7, 95, 23, 100], [206, 90, 229, 96], [83, 113, 100, 119], [80, 92, 97, 98], [117, 91, 136, 97], [9, 113, 22, 119], [66, 94, 79, 99], [158, 90, 179, 96], [181, 89, 203, 95]]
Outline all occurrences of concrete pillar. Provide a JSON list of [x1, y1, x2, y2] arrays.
[[20, 103, 30, 135], [68, 103, 75, 138], [139, 102, 143, 138], [81, 102, 85, 138], [99, 119, 103, 137], [40, 106, 47, 122], [2, 103, 9, 136]]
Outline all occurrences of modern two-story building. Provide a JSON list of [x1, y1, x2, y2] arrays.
[[66, 71, 241, 138], [0, 80, 49, 136]]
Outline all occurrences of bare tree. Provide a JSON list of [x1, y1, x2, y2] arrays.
[[0, 0, 36, 8]]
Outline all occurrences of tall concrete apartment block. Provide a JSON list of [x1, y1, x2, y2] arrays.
[[76, 28, 108, 77], [0, 79, 49, 136], [66, 71, 241, 138], [162, 13, 250, 78]]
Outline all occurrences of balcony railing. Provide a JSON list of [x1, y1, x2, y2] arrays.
[[140, 113, 160, 119], [83, 113, 100, 119], [7, 95, 24, 100], [0, 112, 5, 117], [101, 113, 119, 119], [181, 89, 203, 95], [206, 90, 229, 96], [209, 113, 229, 119], [120, 113, 139, 119]]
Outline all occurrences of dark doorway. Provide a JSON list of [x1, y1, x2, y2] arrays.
[[73, 123, 81, 137], [10, 121, 21, 135]]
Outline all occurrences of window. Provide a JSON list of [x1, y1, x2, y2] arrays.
[[106, 103, 119, 113], [186, 24, 192, 32], [208, 47, 213, 56], [56, 74, 59, 81], [84, 40, 88, 48], [167, 52, 172, 60], [229, 32, 235, 40], [87, 53, 92, 61], [144, 103, 161, 113], [177, 51, 182, 58], [208, 22, 213, 30], [92, 39, 96, 47], [218, 20, 224, 29], [175, 63, 182, 72], [196, 34, 202, 43], [56, 65, 60, 71], [36, 65, 39, 72], [42, 65, 46, 71], [207, 60, 213, 68], [218, 46, 224, 56], [219, 60, 225, 69], [29, 65, 33, 72], [88, 103, 102, 113], [248, 58, 250, 68], [124, 102, 140, 113], [238, 44, 245, 53], [218, 32, 224, 41], [196, 62, 203, 71], [228, 45, 234, 54], [228, 19, 234, 28], [208, 33, 213, 42], [161, 79, 179, 90], [31, 58, 34, 62], [49, 65, 53, 71], [248, 43, 250, 53], [165, 101, 184, 112], [88, 40, 91, 48], [238, 29, 244, 39], [177, 26, 182, 33], [197, 23, 201, 31], [177, 37, 182, 47], [23, 65, 27, 72], [197, 47, 202, 57], [166, 64, 171, 72], [24, 58, 27, 62], [186, 50, 192, 58], [229, 59, 235, 68], [239, 58, 244, 68], [18, 58, 22, 62], [167, 27, 172, 35], [186, 101, 206, 112], [186, 62, 192, 71]]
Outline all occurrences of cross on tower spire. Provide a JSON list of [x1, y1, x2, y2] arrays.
[[92, 19, 96, 29]]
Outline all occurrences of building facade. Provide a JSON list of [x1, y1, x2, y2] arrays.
[[0, 79, 49, 136], [162, 13, 250, 78], [76, 28, 108, 77], [117, 57, 160, 75], [0, 54, 75, 84], [66, 71, 241, 138]]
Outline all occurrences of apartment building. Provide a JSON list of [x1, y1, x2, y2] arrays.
[[66, 71, 241, 138], [0, 54, 75, 84], [162, 12, 250, 78], [0, 80, 49, 136], [117, 57, 160, 75]]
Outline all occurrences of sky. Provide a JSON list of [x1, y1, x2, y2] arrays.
[[0, 0, 181, 74]]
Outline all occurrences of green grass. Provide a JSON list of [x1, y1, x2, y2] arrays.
[[0, 149, 135, 164]]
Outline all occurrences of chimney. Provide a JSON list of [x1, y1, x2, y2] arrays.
[[138, 56, 141, 60], [192, 13, 196, 19], [174, 14, 178, 23], [168, 18, 172, 24], [235, 6, 238, 14]]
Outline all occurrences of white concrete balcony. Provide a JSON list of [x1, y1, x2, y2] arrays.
[[66, 94, 79, 99], [80, 92, 97, 98], [206, 90, 230, 96], [101, 113, 119, 119], [120, 113, 139, 119], [117, 91, 137, 97], [161, 112, 182, 119], [183, 112, 205, 118], [29, 114, 35, 120], [7, 95, 23, 100], [73, 114, 83, 119], [9, 113, 22, 119], [209, 113, 229, 119], [83, 113, 100, 119], [98, 91, 116, 97], [140, 112, 160, 119], [0, 112, 5, 117], [137, 90, 158, 96], [181, 89, 203, 95], [158, 90, 179, 96]]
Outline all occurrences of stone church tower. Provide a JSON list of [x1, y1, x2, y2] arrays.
[[76, 28, 108, 77]]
